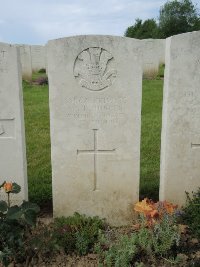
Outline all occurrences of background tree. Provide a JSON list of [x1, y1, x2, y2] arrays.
[[125, 18, 159, 39], [158, 0, 200, 38], [124, 0, 200, 39]]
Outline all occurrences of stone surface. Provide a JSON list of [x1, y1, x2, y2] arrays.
[[141, 39, 166, 78], [47, 35, 142, 225], [31, 45, 46, 72], [16, 44, 32, 81], [0, 42, 28, 204], [141, 39, 160, 79], [160, 31, 200, 206], [156, 39, 166, 65]]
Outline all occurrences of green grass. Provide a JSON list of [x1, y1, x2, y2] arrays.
[[23, 80, 52, 204], [23, 72, 163, 204], [140, 79, 163, 200]]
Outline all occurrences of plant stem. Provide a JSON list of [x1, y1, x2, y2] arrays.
[[7, 193, 10, 207]]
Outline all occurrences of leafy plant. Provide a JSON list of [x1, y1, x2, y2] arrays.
[[38, 68, 46, 73], [135, 198, 181, 257], [182, 188, 200, 238], [134, 198, 178, 227], [0, 181, 40, 266], [96, 231, 138, 267], [53, 212, 105, 255]]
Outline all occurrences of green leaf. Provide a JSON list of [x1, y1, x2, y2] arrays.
[[24, 210, 37, 226], [21, 201, 40, 213], [0, 201, 8, 212], [6, 206, 22, 220], [11, 183, 21, 194]]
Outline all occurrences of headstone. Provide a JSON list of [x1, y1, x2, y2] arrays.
[[16, 44, 32, 81], [160, 31, 200, 206], [157, 39, 166, 65], [31, 45, 46, 72], [0, 42, 28, 204], [141, 39, 160, 79], [47, 35, 142, 225]]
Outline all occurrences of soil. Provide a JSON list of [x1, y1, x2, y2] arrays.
[[7, 220, 200, 267], [3, 203, 200, 267]]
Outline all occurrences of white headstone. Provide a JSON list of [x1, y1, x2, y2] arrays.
[[31, 45, 46, 72], [141, 39, 160, 79], [47, 35, 142, 225], [157, 39, 166, 65], [17, 44, 32, 81], [0, 42, 28, 204], [160, 31, 200, 206]]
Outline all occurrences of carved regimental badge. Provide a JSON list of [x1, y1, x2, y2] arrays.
[[74, 47, 117, 91]]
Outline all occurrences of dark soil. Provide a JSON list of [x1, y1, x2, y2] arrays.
[[3, 208, 200, 267]]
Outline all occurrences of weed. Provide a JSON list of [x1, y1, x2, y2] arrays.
[[53, 212, 105, 255], [182, 188, 200, 238]]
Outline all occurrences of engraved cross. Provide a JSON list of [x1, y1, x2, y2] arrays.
[[191, 143, 200, 149], [1, 50, 6, 57], [77, 129, 116, 191]]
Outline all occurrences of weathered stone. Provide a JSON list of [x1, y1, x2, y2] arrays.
[[0, 42, 28, 204], [160, 31, 200, 206], [141, 39, 160, 79], [47, 35, 142, 225], [31, 45, 46, 72], [157, 39, 166, 65], [141, 39, 166, 79], [16, 44, 32, 81]]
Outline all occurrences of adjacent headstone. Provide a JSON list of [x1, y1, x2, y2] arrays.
[[141, 39, 160, 79], [16, 44, 32, 81], [157, 39, 166, 65], [160, 31, 200, 206], [47, 35, 142, 225], [31, 45, 46, 72], [0, 42, 28, 204]]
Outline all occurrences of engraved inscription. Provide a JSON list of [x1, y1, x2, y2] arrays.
[[65, 96, 127, 126], [74, 47, 117, 91], [0, 119, 15, 138], [77, 129, 116, 191]]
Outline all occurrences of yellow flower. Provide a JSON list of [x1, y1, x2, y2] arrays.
[[3, 182, 13, 193]]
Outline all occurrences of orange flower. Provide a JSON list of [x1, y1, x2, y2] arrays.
[[134, 198, 158, 218], [134, 198, 152, 213], [3, 182, 13, 193], [162, 201, 177, 214]]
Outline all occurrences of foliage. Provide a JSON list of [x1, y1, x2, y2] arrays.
[[135, 199, 181, 256], [125, 18, 159, 39], [95, 231, 138, 267], [25, 222, 59, 263], [182, 188, 200, 238], [125, 0, 200, 39], [0, 182, 40, 266], [158, 0, 200, 38], [53, 212, 105, 255], [96, 199, 180, 266], [38, 68, 46, 73], [134, 198, 178, 227]]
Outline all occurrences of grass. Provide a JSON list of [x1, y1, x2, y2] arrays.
[[23, 78, 52, 204], [23, 71, 163, 204], [140, 79, 163, 200]]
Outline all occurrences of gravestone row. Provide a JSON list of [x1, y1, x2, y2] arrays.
[[0, 32, 199, 225], [15, 44, 47, 81]]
